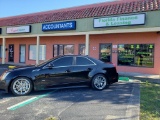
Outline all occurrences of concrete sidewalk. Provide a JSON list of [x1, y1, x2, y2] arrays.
[[119, 72, 160, 84]]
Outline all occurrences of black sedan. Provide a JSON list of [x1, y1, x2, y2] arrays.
[[0, 55, 118, 96]]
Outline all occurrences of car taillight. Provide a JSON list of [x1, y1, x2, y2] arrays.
[[107, 62, 116, 67]]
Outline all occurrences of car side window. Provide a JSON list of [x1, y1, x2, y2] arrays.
[[76, 57, 94, 65], [52, 57, 73, 67]]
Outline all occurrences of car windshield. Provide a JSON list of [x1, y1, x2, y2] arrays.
[[36, 56, 60, 67]]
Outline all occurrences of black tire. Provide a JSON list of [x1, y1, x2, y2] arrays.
[[10, 77, 33, 96], [91, 74, 109, 90]]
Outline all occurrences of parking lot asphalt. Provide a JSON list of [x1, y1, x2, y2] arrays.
[[0, 64, 141, 120]]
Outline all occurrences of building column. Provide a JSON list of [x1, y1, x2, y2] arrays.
[[85, 33, 89, 55], [2, 37, 6, 64], [36, 36, 40, 65]]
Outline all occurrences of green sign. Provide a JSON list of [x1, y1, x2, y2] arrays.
[[136, 45, 140, 49], [149, 45, 153, 48], [131, 45, 134, 48], [94, 14, 145, 28]]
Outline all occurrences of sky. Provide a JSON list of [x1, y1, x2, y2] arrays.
[[0, 0, 114, 18]]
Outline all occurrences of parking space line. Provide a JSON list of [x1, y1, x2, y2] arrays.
[[0, 99, 10, 104], [7, 90, 57, 111]]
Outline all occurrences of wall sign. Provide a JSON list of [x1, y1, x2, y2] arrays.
[[7, 25, 31, 34], [42, 21, 76, 31], [8, 44, 14, 62], [113, 45, 117, 49], [94, 13, 145, 28], [0, 28, 1, 34]]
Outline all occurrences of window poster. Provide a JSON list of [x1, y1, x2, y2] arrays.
[[9, 44, 14, 62]]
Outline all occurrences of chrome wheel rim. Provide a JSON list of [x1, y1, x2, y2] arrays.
[[94, 76, 106, 90], [13, 78, 30, 95]]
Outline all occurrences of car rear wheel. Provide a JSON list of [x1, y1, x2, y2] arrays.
[[10, 77, 33, 96], [92, 74, 108, 90]]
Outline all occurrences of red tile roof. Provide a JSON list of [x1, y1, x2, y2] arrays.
[[0, 0, 160, 27]]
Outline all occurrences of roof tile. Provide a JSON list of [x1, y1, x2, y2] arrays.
[[0, 0, 160, 27]]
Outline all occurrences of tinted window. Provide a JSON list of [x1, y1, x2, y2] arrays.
[[52, 57, 73, 67], [76, 57, 94, 65], [99, 44, 112, 62]]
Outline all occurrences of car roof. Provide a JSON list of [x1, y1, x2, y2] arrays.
[[37, 55, 104, 67]]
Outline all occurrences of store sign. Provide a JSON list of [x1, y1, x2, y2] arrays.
[[94, 14, 145, 28], [0, 28, 1, 34], [42, 21, 76, 31], [9, 44, 14, 62], [7, 25, 31, 34]]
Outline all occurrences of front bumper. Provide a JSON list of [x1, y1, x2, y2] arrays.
[[0, 80, 6, 90], [0, 79, 8, 92]]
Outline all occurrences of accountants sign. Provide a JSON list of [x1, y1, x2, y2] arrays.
[[94, 14, 145, 28], [42, 21, 76, 31]]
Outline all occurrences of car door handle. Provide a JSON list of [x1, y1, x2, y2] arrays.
[[87, 68, 92, 71], [65, 70, 71, 73]]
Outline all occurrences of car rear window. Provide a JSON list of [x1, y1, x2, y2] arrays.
[[76, 57, 95, 65]]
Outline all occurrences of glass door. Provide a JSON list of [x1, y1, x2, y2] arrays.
[[99, 43, 112, 62], [19, 45, 26, 63]]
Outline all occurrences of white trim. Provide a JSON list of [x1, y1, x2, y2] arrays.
[[36, 36, 40, 65], [0, 27, 160, 38], [85, 33, 89, 55], [2, 37, 5, 64]]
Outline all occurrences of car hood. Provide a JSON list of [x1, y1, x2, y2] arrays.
[[8, 65, 36, 71]]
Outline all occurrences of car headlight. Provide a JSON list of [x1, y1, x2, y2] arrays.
[[0, 72, 10, 80]]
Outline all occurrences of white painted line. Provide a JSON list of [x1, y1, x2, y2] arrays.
[[7, 97, 37, 110], [0, 99, 10, 104], [7, 90, 57, 110]]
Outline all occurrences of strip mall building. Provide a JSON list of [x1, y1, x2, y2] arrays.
[[0, 0, 160, 74]]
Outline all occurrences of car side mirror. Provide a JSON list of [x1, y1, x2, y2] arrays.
[[47, 63, 54, 69]]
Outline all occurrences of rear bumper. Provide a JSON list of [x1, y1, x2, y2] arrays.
[[109, 73, 119, 84]]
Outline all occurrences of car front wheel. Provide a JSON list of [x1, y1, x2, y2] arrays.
[[92, 74, 108, 90], [10, 77, 33, 96]]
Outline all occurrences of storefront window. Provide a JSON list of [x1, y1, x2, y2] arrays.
[[0, 45, 6, 58], [29, 45, 46, 60], [64, 45, 74, 55], [79, 44, 85, 55], [118, 44, 154, 67], [53, 44, 74, 57], [0, 45, 2, 58], [53, 45, 58, 57], [99, 44, 112, 62], [59, 45, 64, 56]]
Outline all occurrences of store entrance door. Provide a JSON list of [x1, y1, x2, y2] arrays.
[[19, 45, 26, 63], [99, 43, 112, 62], [8, 44, 14, 62]]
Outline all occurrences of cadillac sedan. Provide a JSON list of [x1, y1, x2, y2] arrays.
[[0, 55, 118, 96]]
